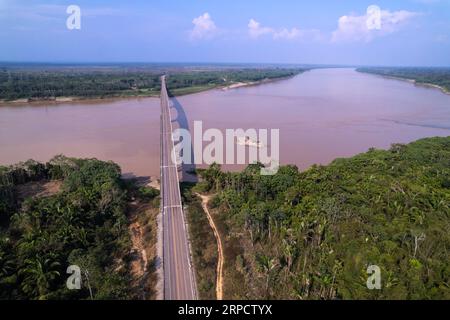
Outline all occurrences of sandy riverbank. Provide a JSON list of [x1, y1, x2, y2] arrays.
[[0, 93, 160, 106], [221, 74, 300, 91], [358, 70, 450, 96]]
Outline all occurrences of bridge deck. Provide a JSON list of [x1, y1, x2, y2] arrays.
[[160, 76, 197, 300]]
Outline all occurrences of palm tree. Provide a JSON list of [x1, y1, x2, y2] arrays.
[[203, 163, 223, 192], [282, 238, 297, 272], [19, 254, 60, 299], [256, 254, 278, 298], [0, 249, 15, 278]]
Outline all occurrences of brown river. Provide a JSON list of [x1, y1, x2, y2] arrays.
[[1, 68, 449, 178]]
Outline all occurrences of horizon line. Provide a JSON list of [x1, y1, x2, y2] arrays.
[[0, 61, 449, 69]]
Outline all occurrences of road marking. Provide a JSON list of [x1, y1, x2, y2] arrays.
[[164, 205, 182, 209]]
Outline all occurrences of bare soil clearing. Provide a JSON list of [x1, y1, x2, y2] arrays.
[[16, 180, 62, 201], [128, 197, 159, 299]]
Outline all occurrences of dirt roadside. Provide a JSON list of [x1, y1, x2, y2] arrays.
[[196, 193, 224, 300]]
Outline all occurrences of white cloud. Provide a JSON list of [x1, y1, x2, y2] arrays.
[[190, 12, 217, 40], [332, 8, 420, 42], [274, 27, 301, 40], [248, 19, 273, 38], [248, 19, 321, 41]]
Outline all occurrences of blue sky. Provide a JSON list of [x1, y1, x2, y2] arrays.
[[1, 0, 449, 66]]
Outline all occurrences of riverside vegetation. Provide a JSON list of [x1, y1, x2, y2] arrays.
[[0, 156, 159, 299], [0, 64, 304, 101], [192, 137, 450, 299], [357, 67, 450, 93]]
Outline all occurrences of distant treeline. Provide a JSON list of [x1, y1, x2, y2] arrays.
[[166, 69, 302, 90], [0, 66, 304, 101], [357, 67, 450, 93], [0, 68, 162, 101]]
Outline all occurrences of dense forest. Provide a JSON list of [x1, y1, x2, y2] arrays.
[[0, 156, 159, 299], [2, 141, 448, 300], [357, 67, 450, 93], [193, 137, 450, 299], [165, 69, 303, 96], [0, 67, 161, 101], [0, 65, 304, 101]]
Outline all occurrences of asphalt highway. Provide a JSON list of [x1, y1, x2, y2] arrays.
[[160, 76, 197, 300]]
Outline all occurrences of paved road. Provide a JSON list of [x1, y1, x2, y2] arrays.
[[160, 76, 197, 300]]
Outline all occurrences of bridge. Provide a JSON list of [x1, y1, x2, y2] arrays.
[[160, 75, 197, 300]]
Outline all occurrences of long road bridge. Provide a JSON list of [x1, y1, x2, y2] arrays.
[[160, 75, 197, 300]]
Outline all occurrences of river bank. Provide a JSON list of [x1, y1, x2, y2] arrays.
[[0, 92, 160, 106], [220, 74, 300, 91], [357, 69, 450, 96], [0, 74, 301, 106]]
